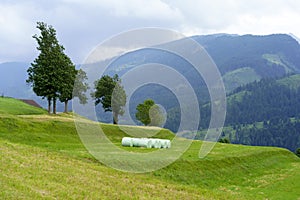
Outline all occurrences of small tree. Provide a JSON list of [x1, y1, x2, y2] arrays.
[[58, 56, 76, 113], [59, 69, 89, 113], [73, 69, 89, 104], [296, 148, 300, 158], [93, 74, 126, 124], [136, 99, 165, 126]]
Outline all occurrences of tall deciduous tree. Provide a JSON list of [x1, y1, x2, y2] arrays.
[[93, 74, 126, 124], [27, 22, 77, 114], [136, 99, 165, 126]]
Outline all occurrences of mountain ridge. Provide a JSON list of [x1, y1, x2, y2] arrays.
[[2, 33, 300, 100], [2, 33, 300, 126]]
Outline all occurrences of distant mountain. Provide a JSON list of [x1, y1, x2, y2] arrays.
[[103, 34, 300, 99], [2, 33, 300, 117], [0, 62, 69, 111], [193, 34, 300, 74], [224, 74, 300, 126], [198, 74, 300, 152], [0, 62, 31, 98], [94, 33, 300, 124], [289, 33, 300, 44]]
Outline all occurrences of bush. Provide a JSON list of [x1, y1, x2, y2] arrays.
[[218, 137, 230, 143], [296, 148, 300, 158]]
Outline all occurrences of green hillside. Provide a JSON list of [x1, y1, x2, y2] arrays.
[[262, 54, 294, 73], [214, 75, 300, 152], [223, 67, 261, 92], [277, 74, 300, 89], [1, 97, 300, 199], [0, 97, 47, 115]]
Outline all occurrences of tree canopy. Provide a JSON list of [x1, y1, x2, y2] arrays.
[[59, 69, 89, 113], [136, 99, 165, 126], [27, 22, 60, 113], [27, 22, 88, 114], [93, 74, 126, 124]]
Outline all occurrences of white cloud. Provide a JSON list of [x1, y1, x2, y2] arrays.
[[0, 3, 36, 62], [1, 0, 300, 63], [63, 0, 183, 21], [164, 0, 300, 37]]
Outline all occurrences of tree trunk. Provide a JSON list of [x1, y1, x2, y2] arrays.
[[53, 97, 57, 114], [113, 111, 118, 124], [47, 98, 51, 114], [64, 100, 68, 113]]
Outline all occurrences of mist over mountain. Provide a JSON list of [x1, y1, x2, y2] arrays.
[[1, 33, 300, 116], [0, 62, 70, 111], [193, 34, 300, 74], [105, 33, 300, 94], [0, 62, 37, 99]]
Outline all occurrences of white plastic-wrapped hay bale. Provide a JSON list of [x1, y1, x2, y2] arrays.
[[131, 138, 152, 148], [131, 138, 139, 147], [139, 138, 152, 148], [121, 137, 133, 147], [151, 139, 162, 148], [150, 139, 171, 148], [166, 140, 171, 148], [159, 139, 171, 148], [122, 137, 170, 149], [164, 139, 171, 148]]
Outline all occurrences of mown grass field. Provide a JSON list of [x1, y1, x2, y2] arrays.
[[0, 97, 300, 199]]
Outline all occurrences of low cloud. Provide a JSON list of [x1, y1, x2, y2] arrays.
[[1, 0, 300, 63]]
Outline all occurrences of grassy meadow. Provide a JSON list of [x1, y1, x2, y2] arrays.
[[0, 97, 300, 199]]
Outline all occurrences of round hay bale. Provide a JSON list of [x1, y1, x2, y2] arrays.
[[122, 137, 133, 147]]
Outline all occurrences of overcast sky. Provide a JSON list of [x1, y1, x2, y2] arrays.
[[1, 0, 300, 64]]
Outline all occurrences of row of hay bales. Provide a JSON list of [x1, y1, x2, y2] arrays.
[[122, 137, 171, 148]]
